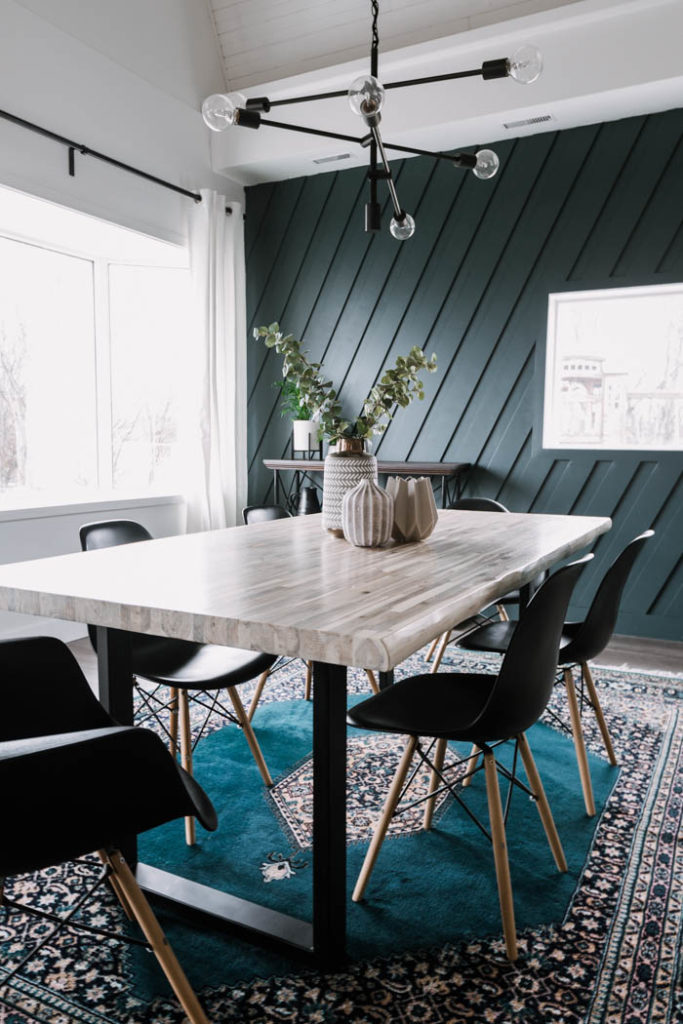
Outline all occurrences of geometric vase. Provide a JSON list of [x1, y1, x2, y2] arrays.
[[322, 440, 378, 536], [385, 476, 438, 542], [341, 478, 394, 548]]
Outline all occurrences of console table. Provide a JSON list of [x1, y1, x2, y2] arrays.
[[263, 459, 470, 510]]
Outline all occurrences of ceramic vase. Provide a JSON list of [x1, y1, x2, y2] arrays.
[[342, 479, 394, 548], [322, 439, 377, 536], [386, 476, 438, 542]]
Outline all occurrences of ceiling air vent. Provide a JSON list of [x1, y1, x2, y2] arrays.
[[313, 153, 352, 164], [502, 114, 554, 130]]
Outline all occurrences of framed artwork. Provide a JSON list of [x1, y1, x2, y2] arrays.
[[542, 283, 683, 451]]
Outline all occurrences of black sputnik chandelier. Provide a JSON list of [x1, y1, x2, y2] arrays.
[[202, 0, 542, 241]]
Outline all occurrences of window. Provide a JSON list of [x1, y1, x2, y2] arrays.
[[0, 186, 192, 500]]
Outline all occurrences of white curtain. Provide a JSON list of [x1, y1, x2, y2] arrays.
[[185, 190, 248, 532]]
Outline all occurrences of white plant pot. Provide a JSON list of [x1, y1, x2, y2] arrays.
[[292, 419, 318, 451]]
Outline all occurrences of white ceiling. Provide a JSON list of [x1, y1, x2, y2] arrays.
[[209, 0, 583, 91], [206, 0, 683, 185]]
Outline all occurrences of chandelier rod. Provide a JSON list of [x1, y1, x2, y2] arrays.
[[258, 117, 475, 167], [266, 68, 485, 110]]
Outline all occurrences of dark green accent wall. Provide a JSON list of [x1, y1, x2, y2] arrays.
[[245, 109, 683, 641]]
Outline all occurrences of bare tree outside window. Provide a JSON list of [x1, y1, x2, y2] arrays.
[[0, 324, 27, 487]]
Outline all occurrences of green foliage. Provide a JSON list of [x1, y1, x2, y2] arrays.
[[254, 323, 437, 443], [274, 376, 313, 420]]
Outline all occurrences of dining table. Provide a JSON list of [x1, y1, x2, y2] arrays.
[[0, 508, 610, 968]]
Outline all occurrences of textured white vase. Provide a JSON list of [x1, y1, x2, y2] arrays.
[[322, 441, 378, 536], [342, 479, 394, 548], [386, 476, 438, 542]]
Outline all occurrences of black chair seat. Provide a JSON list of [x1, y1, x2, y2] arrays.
[[458, 619, 516, 654], [348, 673, 497, 741], [130, 636, 276, 689], [0, 725, 217, 876]]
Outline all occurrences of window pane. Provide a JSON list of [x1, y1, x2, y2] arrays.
[[0, 237, 97, 493], [109, 265, 192, 489]]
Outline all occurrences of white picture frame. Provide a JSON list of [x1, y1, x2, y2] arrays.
[[543, 283, 683, 451]]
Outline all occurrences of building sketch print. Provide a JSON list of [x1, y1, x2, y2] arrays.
[[543, 284, 683, 451]]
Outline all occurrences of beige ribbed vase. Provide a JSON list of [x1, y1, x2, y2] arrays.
[[341, 479, 394, 548], [322, 439, 378, 536], [386, 476, 438, 542]]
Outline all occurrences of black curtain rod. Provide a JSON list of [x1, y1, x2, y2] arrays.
[[0, 108, 202, 203]]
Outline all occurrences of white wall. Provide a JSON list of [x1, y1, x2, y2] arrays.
[[0, 495, 186, 641], [0, 0, 242, 244]]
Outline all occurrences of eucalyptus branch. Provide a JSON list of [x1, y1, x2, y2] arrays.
[[254, 323, 437, 443]]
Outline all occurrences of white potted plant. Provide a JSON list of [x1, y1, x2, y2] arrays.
[[275, 377, 318, 453], [256, 323, 437, 533]]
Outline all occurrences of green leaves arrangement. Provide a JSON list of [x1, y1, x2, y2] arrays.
[[254, 323, 437, 443]]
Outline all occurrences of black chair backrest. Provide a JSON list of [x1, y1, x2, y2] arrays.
[[450, 497, 509, 512], [243, 504, 292, 525], [80, 519, 152, 551], [560, 530, 654, 664], [471, 555, 592, 741], [0, 636, 112, 741]]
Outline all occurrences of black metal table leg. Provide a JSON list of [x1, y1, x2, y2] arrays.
[[379, 670, 394, 690], [312, 661, 348, 968], [96, 627, 136, 863]]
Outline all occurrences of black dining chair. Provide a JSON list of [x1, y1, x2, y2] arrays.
[[458, 530, 654, 815], [79, 519, 276, 845], [348, 555, 591, 962], [0, 636, 215, 1023], [242, 504, 380, 713], [426, 497, 547, 672]]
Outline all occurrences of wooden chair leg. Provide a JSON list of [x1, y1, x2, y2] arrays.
[[496, 604, 510, 622], [430, 630, 451, 674], [353, 735, 418, 903], [424, 636, 440, 663], [365, 669, 380, 695], [168, 687, 179, 759], [304, 661, 312, 702], [582, 662, 617, 765], [178, 690, 196, 846], [97, 850, 133, 920], [517, 733, 567, 872], [483, 749, 518, 962], [101, 850, 210, 1024], [247, 668, 270, 723], [563, 667, 596, 817], [423, 737, 447, 830], [461, 743, 480, 788], [226, 686, 273, 787]]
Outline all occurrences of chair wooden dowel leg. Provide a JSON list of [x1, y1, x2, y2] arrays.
[[423, 737, 447, 830], [517, 733, 567, 872], [227, 686, 273, 787], [304, 661, 312, 702], [496, 604, 510, 622], [102, 850, 210, 1024], [365, 669, 380, 695], [564, 668, 596, 817], [353, 736, 418, 903], [582, 662, 617, 766], [97, 850, 133, 920], [424, 636, 440, 663], [247, 669, 270, 723], [483, 750, 518, 962], [461, 743, 480, 788], [430, 631, 451, 674], [168, 687, 179, 759], [178, 690, 196, 846]]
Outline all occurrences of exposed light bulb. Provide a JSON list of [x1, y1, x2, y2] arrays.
[[473, 149, 500, 180], [507, 45, 543, 85], [389, 212, 415, 240], [348, 75, 386, 119], [202, 92, 247, 131]]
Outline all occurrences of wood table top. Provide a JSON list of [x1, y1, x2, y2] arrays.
[[263, 459, 469, 476], [0, 511, 610, 671]]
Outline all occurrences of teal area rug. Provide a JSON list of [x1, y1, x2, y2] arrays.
[[1, 649, 681, 1024]]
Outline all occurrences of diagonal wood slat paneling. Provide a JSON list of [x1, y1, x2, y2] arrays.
[[245, 109, 683, 641]]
